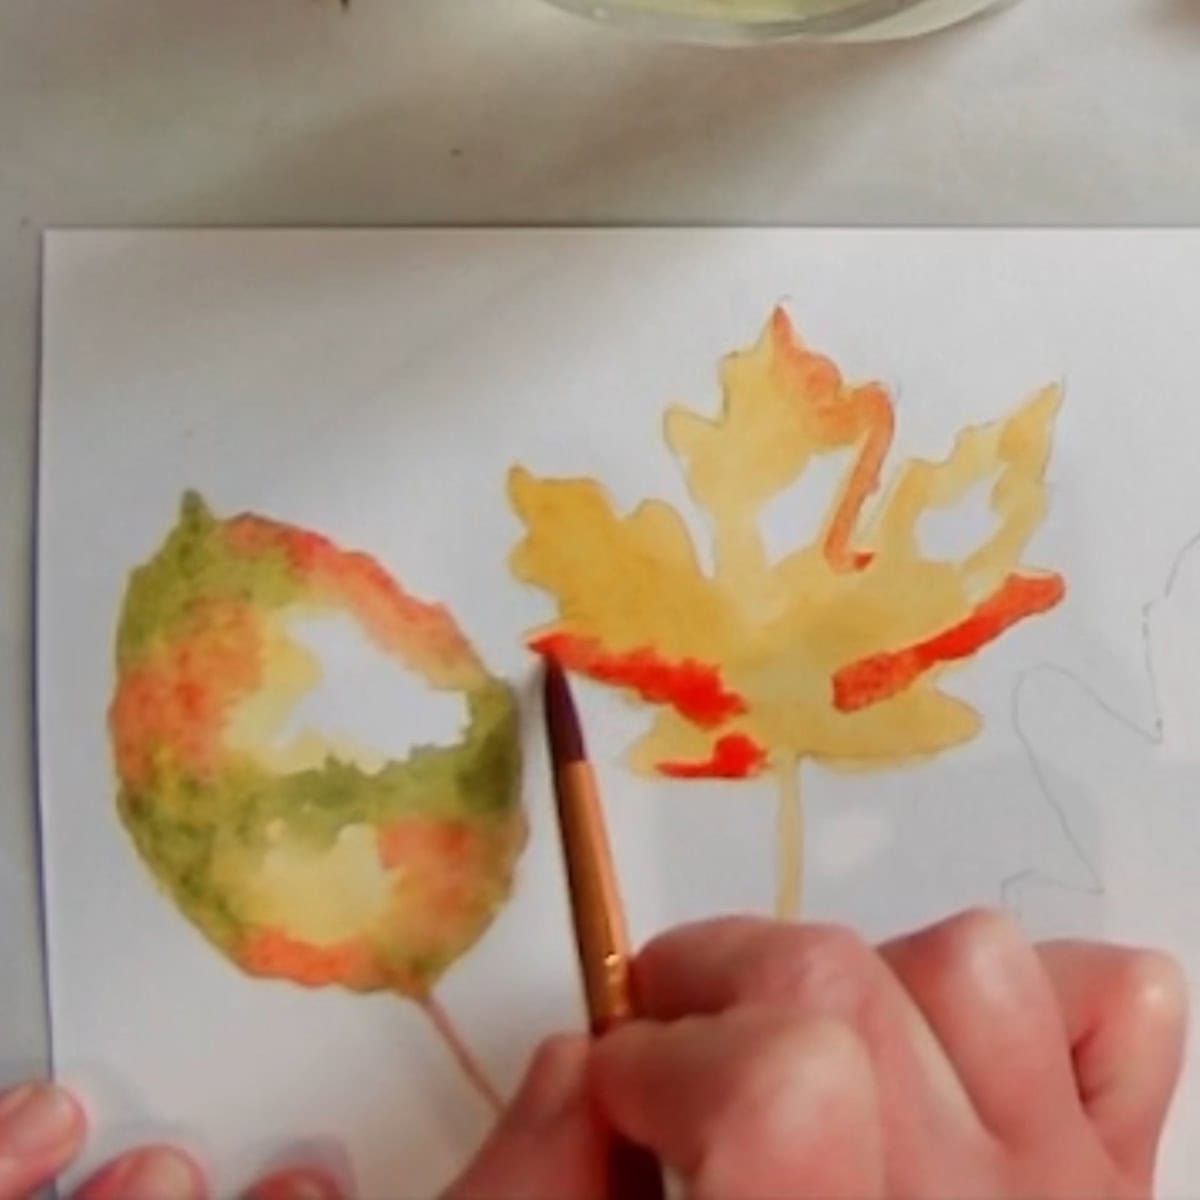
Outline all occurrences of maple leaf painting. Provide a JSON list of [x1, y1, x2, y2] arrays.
[[110, 492, 524, 1108], [509, 307, 1066, 916]]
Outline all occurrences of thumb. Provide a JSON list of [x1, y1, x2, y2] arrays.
[[0, 1083, 85, 1200], [441, 1035, 607, 1200]]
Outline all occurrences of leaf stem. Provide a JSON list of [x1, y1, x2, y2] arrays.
[[774, 757, 803, 919], [417, 992, 504, 1115]]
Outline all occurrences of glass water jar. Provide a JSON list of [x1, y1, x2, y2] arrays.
[[546, 0, 1011, 43]]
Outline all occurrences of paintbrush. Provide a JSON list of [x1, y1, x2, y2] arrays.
[[543, 659, 666, 1200]]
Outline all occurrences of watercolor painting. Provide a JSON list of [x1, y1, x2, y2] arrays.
[[509, 307, 1065, 916], [108, 492, 525, 1108]]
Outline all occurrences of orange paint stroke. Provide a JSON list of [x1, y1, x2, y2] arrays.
[[378, 817, 489, 926], [766, 308, 893, 573], [377, 817, 478, 871], [833, 572, 1066, 712], [532, 631, 746, 728], [225, 514, 484, 687], [820, 384, 892, 573], [658, 733, 768, 779], [110, 599, 261, 786], [238, 927, 389, 991]]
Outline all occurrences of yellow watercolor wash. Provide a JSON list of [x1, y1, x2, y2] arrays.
[[246, 824, 392, 946]]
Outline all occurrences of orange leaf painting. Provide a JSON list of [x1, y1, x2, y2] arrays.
[[509, 307, 1065, 915], [110, 493, 525, 1108]]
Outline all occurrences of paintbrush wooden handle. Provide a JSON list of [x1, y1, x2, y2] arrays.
[[544, 663, 663, 1197], [608, 1132, 666, 1200], [594, 1015, 665, 1199]]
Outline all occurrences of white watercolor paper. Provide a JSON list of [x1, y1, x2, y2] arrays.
[[36, 229, 1200, 1197]]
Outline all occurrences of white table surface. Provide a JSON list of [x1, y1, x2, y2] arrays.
[[3, 0, 1199, 1085]]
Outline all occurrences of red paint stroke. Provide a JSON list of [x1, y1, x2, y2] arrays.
[[658, 733, 768, 780], [532, 632, 746, 728], [239, 927, 390, 991], [833, 572, 1066, 712]]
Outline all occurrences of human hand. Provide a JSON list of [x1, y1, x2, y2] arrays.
[[0, 1082, 343, 1200], [3, 910, 1184, 1199], [448, 910, 1188, 1199]]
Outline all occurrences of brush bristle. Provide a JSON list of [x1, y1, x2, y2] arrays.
[[543, 658, 586, 765]]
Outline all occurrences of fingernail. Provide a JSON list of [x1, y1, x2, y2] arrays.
[[82, 1147, 203, 1200], [0, 1083, 80, 1156], [247, 1167, 345, 1200]]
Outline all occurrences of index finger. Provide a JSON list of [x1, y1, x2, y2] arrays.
[[631, 917, 982, 1158]]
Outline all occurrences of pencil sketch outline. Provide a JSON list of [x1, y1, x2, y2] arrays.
[[1003, 529, 1200, 911]]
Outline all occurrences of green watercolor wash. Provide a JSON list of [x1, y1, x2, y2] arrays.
[[117, 680, 524, 982], [116, 491, 305, 668], [111, 492, 526, 995]]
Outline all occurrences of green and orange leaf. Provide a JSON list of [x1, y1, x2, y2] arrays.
[[110, 493, 524, 999]]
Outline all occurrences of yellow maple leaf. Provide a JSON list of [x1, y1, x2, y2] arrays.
[[508, 308, 1065, 914]]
